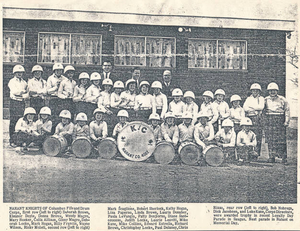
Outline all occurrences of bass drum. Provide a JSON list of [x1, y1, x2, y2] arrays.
[[203, 145, 224, 167], [98, 137, 118, 159], [153, 141, 175, 164], [117, 121, 156, 161], [43, 135, 67, 157], [72, 137, 92, 158], [178, 141, 201, 165]]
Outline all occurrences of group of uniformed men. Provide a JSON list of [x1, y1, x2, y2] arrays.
[[8, 61, 290, 164]]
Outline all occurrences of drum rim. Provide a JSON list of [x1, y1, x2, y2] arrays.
[[204, 145, 225, 167], [43, 136, 63, 156], [153, 142, 175, 164]]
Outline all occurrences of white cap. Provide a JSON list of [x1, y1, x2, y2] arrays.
[[59, 110, 71, 119], [64, 65, 75, 73], [93, 107, 106, 115], [163, 70, 171, 75], [267, 82, 279, 91], [183, 91, 195, 99], [90, 72, 101, 81], [24, 107, 36, 116], [149, 113, 160, 121], [39, 106, 51, 116], [197, 111, 210, 118], [222, 119, 234, 127], [31, 65, 43, 73], [139, 81, 150, 88], [125, 79, 137, 88], [172, 88, 183, 96], [165, 112, 175, 119], [76, 112, 88, 121], [230, 94, 242, 103], [240, 117, 253, 126], [52, 63, 64, 71], [215, 89, 225, 96], [102, 79, 113, 86], [79, 72, 90, 80], [13, 65, 25, 73], [203, 91, 214, 99], [250, 83, 262, 91], [117, 110, 129, 118], [151, 81, 163, 89], [113, 81, 124, 88]]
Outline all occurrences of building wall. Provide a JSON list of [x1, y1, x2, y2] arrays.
[[3, 19, 287, 110]]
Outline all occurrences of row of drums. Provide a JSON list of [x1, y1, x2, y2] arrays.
[[43, 121, 225, 167]]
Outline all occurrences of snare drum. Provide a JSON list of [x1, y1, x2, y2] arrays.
[[178, 141, 201, 165], [117, 121, 156, 161], [43, 135, 67, 157], [72, 137, 92, 158], [153, 141, 175, 164], [98, 137, 118, 159], [203, 145, 224, 167]]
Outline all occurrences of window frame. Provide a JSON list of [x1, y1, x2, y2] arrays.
[[188, 38, 247, 70], [114, 35, 176, 68], [3, 30, 26, 64], [37, 32, 103, 66]]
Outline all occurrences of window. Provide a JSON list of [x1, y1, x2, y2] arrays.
[[71, 34, 102, 65], [115, 35, 176, 67], [38, 33, 70, 63], [146, 37, 176, 67], [38, 33, 102, 65], [115, 36, 146, 66], [3, 31, 25, 63], [188, 39, 247, 69]]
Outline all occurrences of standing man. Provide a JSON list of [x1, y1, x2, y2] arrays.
[[101, 61, 117, 83], [161, 70, 175, 98], [131, 67, 141, 86], [8, 65, 29, 146], [264, 82, 290, 164]]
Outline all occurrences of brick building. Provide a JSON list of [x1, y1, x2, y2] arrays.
[[2, 7, 295, 117]]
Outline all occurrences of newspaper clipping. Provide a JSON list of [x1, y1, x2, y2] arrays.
[[1, 0, 299, 230]]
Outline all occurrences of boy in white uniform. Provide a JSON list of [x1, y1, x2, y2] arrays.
[[212, 89, 230, 132], [85, 72, 102, 119], [73, 72, 90, 115], [160, 112, 179, 147], [194, 111, 214, 150], [183, 91, 198, 125], [120, 79, 137, 120], [229, 94, 245, 133], [168, 88, 185, 125], [236, 117, 258, 163], [151, 81, 168, 119]]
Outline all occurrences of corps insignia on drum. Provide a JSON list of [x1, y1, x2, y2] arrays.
[[117, 121, 156, 161]]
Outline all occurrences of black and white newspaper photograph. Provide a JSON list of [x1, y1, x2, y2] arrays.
[[1, 0, 299, 230]]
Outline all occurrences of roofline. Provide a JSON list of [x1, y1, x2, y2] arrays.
[[3, 7, 295, 31]]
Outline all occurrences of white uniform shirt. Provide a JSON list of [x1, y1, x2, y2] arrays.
[[160, 123, 179, 145], [55, 122, 74, 135], [15, 117, 38, 133], [89, 120, 108, 140], [214, 128, 236, 147], [200, 102, 219, 123], [212, 100, 230, 120], [47, 74, 66, 96], [111, 92, 122, 108], [184, 101, 199, 124], [243, 95, 264, 116], [134, 94, 156, 113], [28, 77, 47, 98], [168, 100, 186, 117], [98, 91, 111, 108], [119, 90, 136, 108], [229, 106, 245, 124], [237, 129, 257, 147], [153, 92, 168, 118], [73, 85, 87, 102], [178, 123, 195, 143], [35, 119, 52, 135], [194, 122, 214, 148], [58, 78, 76, 99], [112, 122, 128, 137], [85, 84, 101, 104], [8, 77, 28, 101]]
